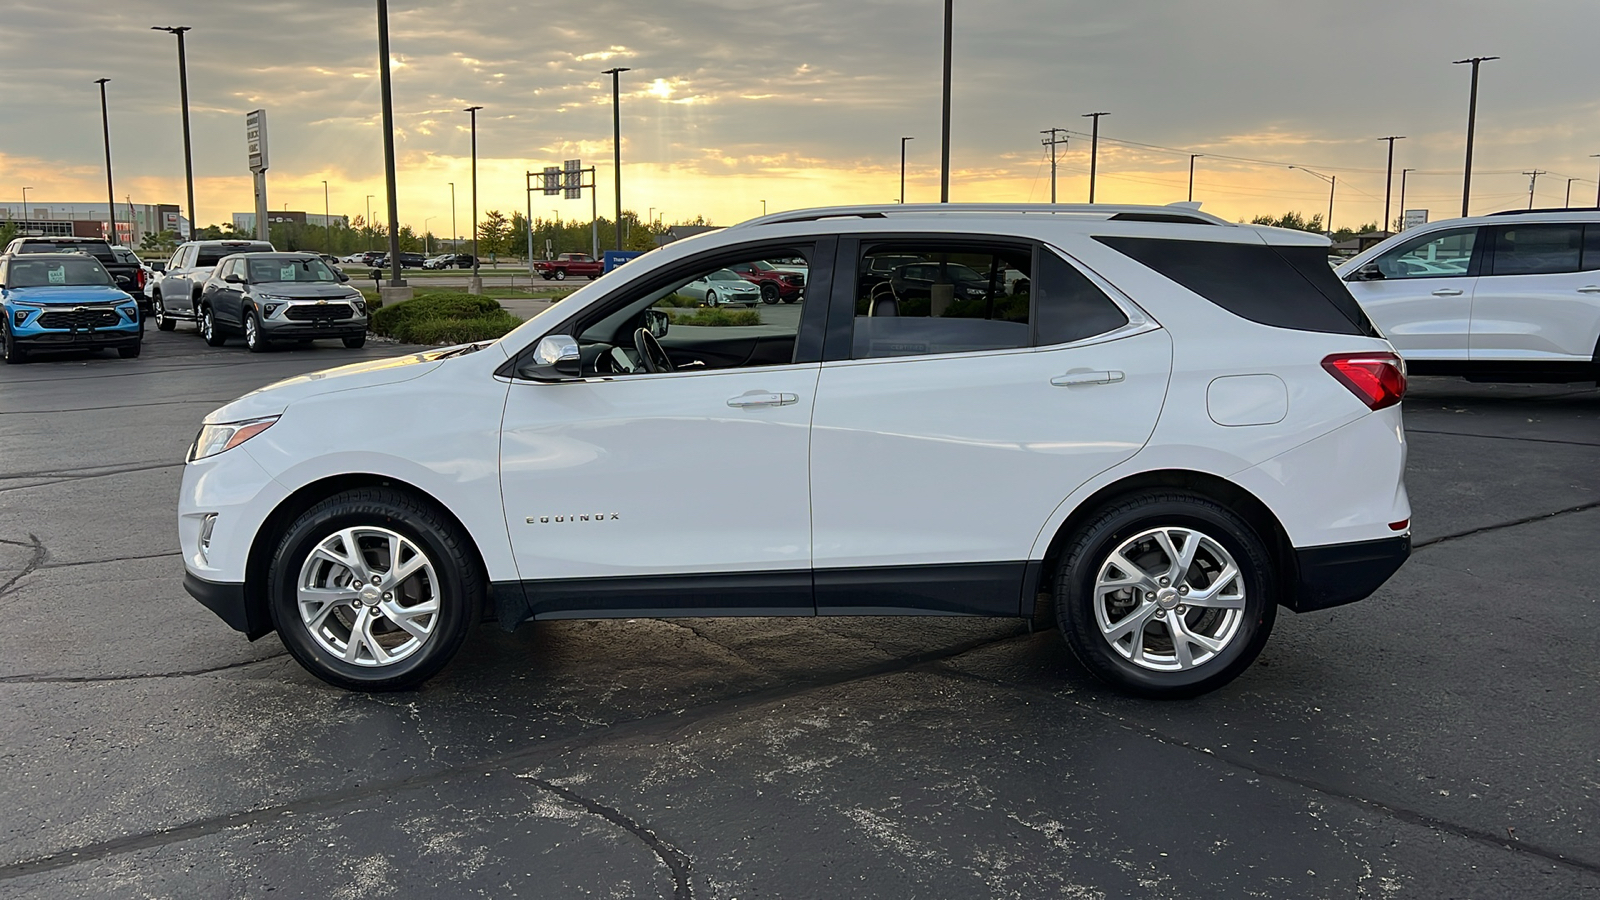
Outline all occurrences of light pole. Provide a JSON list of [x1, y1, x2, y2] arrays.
[[1566, 178, 1578, 208], [1040, 129, 1066, 203], [1453, 55, 1499, 217], [1378, 136, 1405, 233], [464, 105, 483, 292], [1289, 166, 1336, 235], [152, 26, 196, 239], [1082, 112, 1108, 203], [1398, 168, 1416, 231], [424, 216, 434, 255], [760, 200, 767, 215], [375, 0, 405, 291], [1187, 154, 1202, 203], [322, 180, 332, 256], [94, 79, 118, 246], [20, 187, 30, 226], [365, 194, 374, 244], [449, 182, 457, 250], [940, 0, 952, 202], [900, 136, 915, 203], [602, 67, 631, 252], [1592, 155, 1600, 208]]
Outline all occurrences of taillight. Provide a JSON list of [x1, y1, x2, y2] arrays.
[[1322, 352, 1406, 410], [136, 268, 147, 289]]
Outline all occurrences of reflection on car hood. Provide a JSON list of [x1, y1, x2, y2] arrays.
[[253, 283, 362, 299], [5, 285, 133, 305], [203, 350, 451, 423]]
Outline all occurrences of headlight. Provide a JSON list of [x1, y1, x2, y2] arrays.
[[189, 416, 278, 461]]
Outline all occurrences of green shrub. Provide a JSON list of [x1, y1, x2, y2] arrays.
[[371, 291, 522, 344], [657, 293, 700, 308], [666, 308, 761, 327]]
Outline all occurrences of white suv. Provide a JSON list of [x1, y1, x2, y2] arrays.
[[1338, 209, 1600, 382], [179, 203, 1411, 697]]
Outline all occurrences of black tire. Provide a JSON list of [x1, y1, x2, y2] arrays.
[[200, 307, 226, 347], [343, 335, 367, 349], [2, 320, 26, 364], [267, 487, 482, 692], [245, 311, 268, 353], [118, 341, 142, 359], [153, 295, 176, 331], [760, 283, 780, 304], [554, 269, 567, 281], [1054, 490, 1277, 699], [705, 290, 718, 307]]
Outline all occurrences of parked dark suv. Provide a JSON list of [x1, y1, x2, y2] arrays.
[[151, 240, 276, 331]]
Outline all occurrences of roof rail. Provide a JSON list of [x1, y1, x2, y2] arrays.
[[729, 202, 1231, 230], [1486, 207, 1600, 216]]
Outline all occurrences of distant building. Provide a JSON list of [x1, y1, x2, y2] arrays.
[[0, 201, 187, 245], [232, 211, 350, 232], [654, 224, 722, 247]]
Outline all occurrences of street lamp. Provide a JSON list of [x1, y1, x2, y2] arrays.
[[151, 26, 196, 238], [1453, 55, 1499, 217], [1378, 136, 1405, 233], [424, 216, 434, 255], [760, 200, 767, 215], [375, 0, 405, 290], [94, 78, 117, 246], [939, 0, 952, 202], [602, 67, 631, 252], [322, 180, 331, 256], [1289, 165, 1336, 235], [464, 105, 483, 293], [1082, 111, 1108, 203], [1398, 168, 1416, 231], [1566, 178, 1579, 208], [20, 187, 31, 225], [1188, 154, 1202, 203], [901, 136, 914, 203], [449, 182, 457, 250], [365, 194, 374, 242]]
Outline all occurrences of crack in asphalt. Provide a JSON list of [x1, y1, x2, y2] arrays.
[[1406, 427, 1600, 448], [937, 666, 1600, 879], [0, 652, 286, 685], [0, 625, 1029, 882], [0, 535, 46, 598], [0, 398, 230, 415], [0, 462, 185, 494], [1413, 500, 1600, 550], [38, 551, 182, 571], [520, 775, 694, 899]]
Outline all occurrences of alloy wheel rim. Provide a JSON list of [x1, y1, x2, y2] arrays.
[[246, 317, 258, 346], [1093, 526, 1245, 672], [202, 311, 211, 339], [297, 526, 441, 667]]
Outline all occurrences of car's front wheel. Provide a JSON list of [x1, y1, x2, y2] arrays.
[[761, 283, 780, 304], [118, 340, 141, 359], [554, 269, 567, 281], [343, 335, 366, 349], [1055, 491, 1277, 698], [2, 320, 26, 364], [245, 312, 267, 353], [267, 487, 481, 691]]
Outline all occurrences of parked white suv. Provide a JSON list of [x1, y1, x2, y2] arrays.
[[1338, 209, 1600, 382], [180, 203, 1411, 697]]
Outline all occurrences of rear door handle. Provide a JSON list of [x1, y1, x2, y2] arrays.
[[1431, 288, 1465, 296], [1578, 285, 1600, 294], [1051, 370, 1125, 387], [727, 391, 797, 408]]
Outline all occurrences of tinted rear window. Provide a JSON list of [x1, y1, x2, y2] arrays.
[[17, 241, 115, 263], [196, 243, 274, 267], [1094, 236, 1377, 337]]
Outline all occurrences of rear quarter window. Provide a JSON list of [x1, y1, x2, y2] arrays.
[[1094, 236, 1377, 337]]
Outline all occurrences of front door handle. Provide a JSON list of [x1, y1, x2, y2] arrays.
[[1051, 370, 1125, 387], [1578, 285, 1600, 294], [727, 391, 797, 408], [1431, 288, 1465, 296]]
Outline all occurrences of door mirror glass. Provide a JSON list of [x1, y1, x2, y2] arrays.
[[1348, 262, 1384, 282], [645, 308, 669, 338], [522, 334, 582, 381]]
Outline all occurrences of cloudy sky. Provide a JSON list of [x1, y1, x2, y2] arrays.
[[2, 0, 1598, 235]]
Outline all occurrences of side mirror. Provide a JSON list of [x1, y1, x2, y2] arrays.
[[645, 308, 669, 338], [523, 334, 582, 381], [337, 272, 350, 282], [1348, 262, 1384, 282], [151, 262, 166, 274], [224, 273, 245, 284]]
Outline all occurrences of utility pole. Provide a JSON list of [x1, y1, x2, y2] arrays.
[[449, 182, 456, 250], [1592, 155, 1600, 208], [1040, 128, 1067, 203], [1289, 166, 1336, 235], [602, 67, 630, 252], [1082, 112, 1108, 203], [1398, 168, 1416, 231], [374, 0, 405, 292], [1453, 56, 1499, 217], [1188, 154, 1202, 203], [1378, 136, 1406, 233], [464, 105, 483, 293], [94, 79, 117, 246], [20, 187, 30, 226], [323, 180, 331, 256], [1566, 178, 1578, 208], [152, 26, 196, 238], [900, 136, 914, 203], [940, 0, 952, 202], [1523, 170, 1547, 209]]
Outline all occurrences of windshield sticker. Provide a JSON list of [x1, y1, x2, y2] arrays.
[[48, 266, 66, 285], [281, 264, 297, 281]]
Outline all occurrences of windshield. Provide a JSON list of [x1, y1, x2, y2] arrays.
[[8, 257, 114, 287], [17, 241, 115, 263], [708, 270, 744, 281], [197, 244, 273, 267], [247, 257, 340, 283]]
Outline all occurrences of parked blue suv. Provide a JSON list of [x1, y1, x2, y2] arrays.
[[1, 253, 142, 363]]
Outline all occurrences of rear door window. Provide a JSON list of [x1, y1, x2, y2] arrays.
[[1486, 224, 1583, 276], [851, 244, 1032, 359], [1033, 250, 1128, 345]]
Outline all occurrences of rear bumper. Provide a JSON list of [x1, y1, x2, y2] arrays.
[[184, 572, 270, 639], [1286, 534, 1410, 613]]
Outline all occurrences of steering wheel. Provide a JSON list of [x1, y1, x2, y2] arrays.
[[633, 327, 675, 374]]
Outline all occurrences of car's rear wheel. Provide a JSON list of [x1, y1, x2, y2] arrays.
[[1055, 491, 1276, 698], [267, 487, 481, 691], [200, 307, 226, 347], [2, 320, 26, 364], [245, 312, 267, 353], [153, 295, 176, 331]]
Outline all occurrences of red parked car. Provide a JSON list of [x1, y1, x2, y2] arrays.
[[727, 259, 804, 303]]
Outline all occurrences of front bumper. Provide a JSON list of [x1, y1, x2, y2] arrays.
[[184, 572, 270, 638], [1286, 534, 1410, 613], [15, 327, 141, 348], [260, 320, 367, 339]]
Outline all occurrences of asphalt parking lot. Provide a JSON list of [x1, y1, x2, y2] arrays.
[[1, 327, 1597, 898]]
